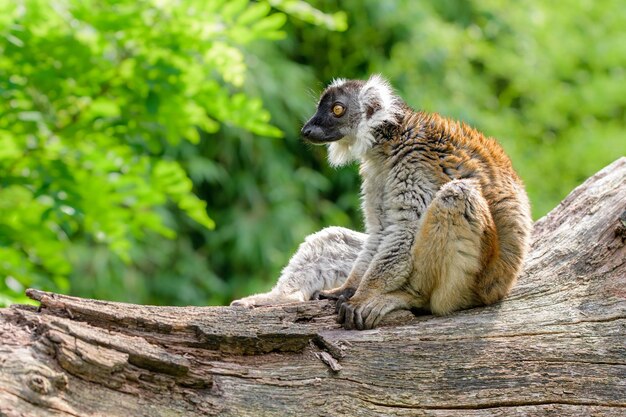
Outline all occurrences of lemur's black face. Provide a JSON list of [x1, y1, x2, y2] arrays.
[[301, 80, 364, 144]]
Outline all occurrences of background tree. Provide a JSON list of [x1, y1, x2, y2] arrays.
[[0, 0, 624, 307]]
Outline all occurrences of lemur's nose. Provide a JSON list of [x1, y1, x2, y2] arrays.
[[301, 125, 312, 137]]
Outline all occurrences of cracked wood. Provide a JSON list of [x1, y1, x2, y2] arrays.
[[0, 157, 625, 417]]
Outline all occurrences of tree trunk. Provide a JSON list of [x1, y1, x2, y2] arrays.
[[1, 158, 625, 417]]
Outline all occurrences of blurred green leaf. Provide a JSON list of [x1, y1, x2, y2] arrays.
[[0, 132, 21, 160]]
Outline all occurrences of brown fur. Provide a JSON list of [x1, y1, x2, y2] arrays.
[[393, 110, 530, 305]]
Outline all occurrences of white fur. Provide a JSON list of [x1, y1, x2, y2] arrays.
[[230, 227, 366, 308], [327, 138, 357, 167], [327, 74, 402, 167], [329, 78, 347, 88]]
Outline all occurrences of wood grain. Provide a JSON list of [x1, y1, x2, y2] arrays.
[[1, 157, 625, 416]]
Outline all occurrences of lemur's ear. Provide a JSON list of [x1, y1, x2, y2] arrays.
[[365, 99, 382, 119], [359, 74, 399, 122]]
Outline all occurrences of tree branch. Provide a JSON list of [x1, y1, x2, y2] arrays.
[[1, 158, 625, 416]]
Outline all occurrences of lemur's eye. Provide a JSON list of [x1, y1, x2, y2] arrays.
[[332, 103, 345, 117]]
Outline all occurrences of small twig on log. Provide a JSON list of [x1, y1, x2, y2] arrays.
[[315, 351, 343, 372]]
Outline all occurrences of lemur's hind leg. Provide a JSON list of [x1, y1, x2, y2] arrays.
[[413, 179, 496, 315], [230, 227, 365, 308], [339, 179, 496, 329]]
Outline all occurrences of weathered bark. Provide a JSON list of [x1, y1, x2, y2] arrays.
[[1, 158, 625, 417]]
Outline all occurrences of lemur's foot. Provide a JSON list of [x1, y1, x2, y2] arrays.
[[336, 296, 384, 330], [337, 291, 416, 330], [230, 290, 307, 308], [318, 286, 356, 300], [318, 287, 356, 311], [229, 297, 258, 309]]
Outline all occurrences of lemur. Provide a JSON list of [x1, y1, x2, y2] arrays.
[[231, 75, 532, 330]]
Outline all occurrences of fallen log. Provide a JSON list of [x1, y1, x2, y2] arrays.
[[1, 158, 625, 417]]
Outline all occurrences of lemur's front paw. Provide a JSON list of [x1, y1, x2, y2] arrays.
[[337, 296, 388, 330], [318, 286, 356, 301], [336, 297, 364, 330]]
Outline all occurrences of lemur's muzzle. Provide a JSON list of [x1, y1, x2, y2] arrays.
[[301, 121, 342, 144]]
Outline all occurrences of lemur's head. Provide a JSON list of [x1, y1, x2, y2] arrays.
[[301, 75, 403, 166]]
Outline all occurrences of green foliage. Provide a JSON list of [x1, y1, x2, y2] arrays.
[[0, 0, 624, 306], [0, 0, 343, 305]]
